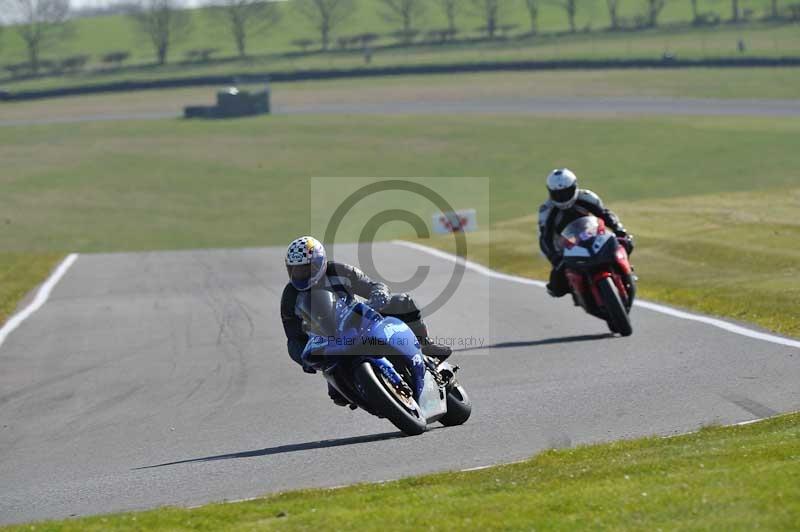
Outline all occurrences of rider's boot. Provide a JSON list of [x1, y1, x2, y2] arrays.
[[420, 337, 452, 361], [547, 265, 570, 298], [327, 383, 349, 407], [382, 295, 453, 361], [409, 322, 452, 361]]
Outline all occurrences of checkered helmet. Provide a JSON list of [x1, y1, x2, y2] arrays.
[[285, 236, 327, 291]]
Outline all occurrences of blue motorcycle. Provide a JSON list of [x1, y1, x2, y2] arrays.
[[297, 290, 471, 436]]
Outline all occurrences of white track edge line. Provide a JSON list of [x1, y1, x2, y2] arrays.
[[0, 253, 79, 349], [391, 240, 800, 350]]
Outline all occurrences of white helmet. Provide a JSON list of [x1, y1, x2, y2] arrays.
[[285, 236, 327, 291], [546, 168, 579, 209]]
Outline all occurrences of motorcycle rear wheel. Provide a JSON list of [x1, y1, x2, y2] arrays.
[[599, 277, 633, 337], [354, 362, 427, 436]]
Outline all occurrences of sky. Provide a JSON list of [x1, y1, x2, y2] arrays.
[[70, 0, 288, 7], [1, 0, 289, 23], [70, 0, 214, 6]]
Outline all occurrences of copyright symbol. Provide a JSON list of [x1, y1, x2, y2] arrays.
[[321, 179, 467, 317]]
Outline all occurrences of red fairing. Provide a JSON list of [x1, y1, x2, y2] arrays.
[[613, 273, 629, 301], [592, 271, 612, 283], [615, 244, 632, 274], [590, 271, 610, 306]]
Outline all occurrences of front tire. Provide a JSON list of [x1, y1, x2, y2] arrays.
[[354, 362, 427, 436], [599, 277, 633, 337], [439, 381, 472, 427]]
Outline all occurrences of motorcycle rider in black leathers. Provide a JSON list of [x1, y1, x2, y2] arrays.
[[538, 168, 634, 297], [280, 236, 452, 406]]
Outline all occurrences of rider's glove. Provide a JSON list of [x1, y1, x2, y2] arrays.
[[368, 285, 391, 311]]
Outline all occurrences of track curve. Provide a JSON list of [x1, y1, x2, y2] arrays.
[[0, 243, 797, 524]]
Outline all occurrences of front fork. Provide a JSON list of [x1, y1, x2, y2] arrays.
[[591, 271, 633, 311]]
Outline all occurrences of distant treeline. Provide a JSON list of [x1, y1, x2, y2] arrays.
[[1, 0, 799, 77]]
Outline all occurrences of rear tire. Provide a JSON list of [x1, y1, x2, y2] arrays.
[[439, 381, 472, 427], [599, 277, 633, 337], [354, 362, 427, 436]]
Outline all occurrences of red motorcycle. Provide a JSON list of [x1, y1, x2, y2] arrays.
[[559, 216, 636, 336]]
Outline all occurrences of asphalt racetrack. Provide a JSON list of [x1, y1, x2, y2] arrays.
[[1, 243, 798, 524], [2, 96, 800, 127]]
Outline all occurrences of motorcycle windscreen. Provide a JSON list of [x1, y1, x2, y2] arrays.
[[296, 289, 340, 337], [558, 215, 601, 252]]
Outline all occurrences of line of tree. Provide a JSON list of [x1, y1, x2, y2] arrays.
[[213, 0, 281, 58], [1, 0, 797, 73]]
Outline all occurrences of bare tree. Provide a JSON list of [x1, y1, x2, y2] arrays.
[[646, 0, 666, 26], [1, 0, 70, 74], [295, 0, 355, 51], [380, 0, 425, 38], [523, 0, 539, 33], [438, 0, 458, 32], [606, 0, 620, 29], [471, 0, 503, 38], [550, 0, 578, 32], [131, 0, 191, 65], [770, 0, 778, 18], [212, 0, 281, 58]]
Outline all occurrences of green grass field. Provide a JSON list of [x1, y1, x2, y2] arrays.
[[3, 412, 797, 530], [1, 112, 799, 336], [2, 114, 800, 251], [0, 253, 63, 324], [2, 22, 800, 95], [0, 0, 798, 92]]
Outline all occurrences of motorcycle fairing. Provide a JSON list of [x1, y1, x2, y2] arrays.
[[301, 303, 428, 402], [361, 316, 426, 400], [559, 216, 635, 318]]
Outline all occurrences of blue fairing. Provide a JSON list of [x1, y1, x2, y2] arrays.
[[301, 300, 426, 399], [364, 316, 426, 398]]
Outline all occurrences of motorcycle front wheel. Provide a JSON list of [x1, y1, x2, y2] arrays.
[[354, 362, 427, 436], [599, 277, 633, 337]]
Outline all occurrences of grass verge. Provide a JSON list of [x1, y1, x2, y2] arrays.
[[2, 114, 800, 252], [1, 114, 798, 332], [3, 412, 798, 530], [0, 253, 64, 326], [419, 187, 800, 338]]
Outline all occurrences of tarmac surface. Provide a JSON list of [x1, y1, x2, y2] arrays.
[[1, 243, 798, 524], [2, 95, 800, 127]]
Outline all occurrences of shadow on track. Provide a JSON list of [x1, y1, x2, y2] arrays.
[[134, 431, 405, 470], [456, 333, 614, 353]]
